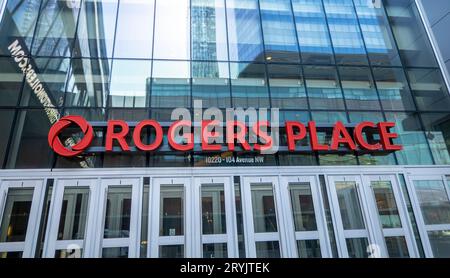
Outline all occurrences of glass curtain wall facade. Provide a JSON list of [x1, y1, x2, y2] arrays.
[[0, 0, 449, 169]]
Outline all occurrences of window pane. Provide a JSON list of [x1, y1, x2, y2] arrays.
[[0, 188, 34, 242], [289, 183, 317, 231], [346, 237, 369, 258], [0, 110, 15, 167], [339, 66, 380, 110], [407, 68, 450, 111], [104, 186, 132, 238], [0, 57, 24, 106], [385, 0, 438, 67], [385, 236, 409, 258], [371, 180, 402, 228], [251, 184, 278, 233], [191, 0, 228, 61], [73, 0, 117, 58], [20, 58, 70, 107], [203, 243, 227, 258], [109, 60, 151, 108], [292, 0, 334, 64], [255, 241, 280, 258], [57, 188, 89, 240], [114, 0, 155, 59], [304, 66, 345, 110], [7, 109, 55, 169], [354, 1, 401, 66], [421, 113, 450, 165], [427, 230, 450, 258], [260, 0, 299, 63], [230, 62, 270, 108], [268, 64, 307, 109], [192, 61, 230, 108], [201, 184, 226, 235], [335, 181, 365, 230], [413, 180, 450, 225], [151, 60, 191, 108], [160, 186, 184, 236], [102, 247, 129, 258], [153, 0, 190, 60], [323, 0, 367, 65], [65, 59, 111, 107], [372, 67, 415, 111], [385, 112, 433, 165], [297, 240, 321, 258], [0, 0, 40, 55], [32, 0, 81, 57], [226, 0, 264, 62], [159, 245, 184, 258]]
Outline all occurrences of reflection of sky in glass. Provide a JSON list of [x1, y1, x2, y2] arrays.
[[109, 60, 151, 97], [153, 0, 190, 60], [114, 0, 155, 58]]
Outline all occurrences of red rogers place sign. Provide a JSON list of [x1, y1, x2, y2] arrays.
[[48, 116, 402, 157]]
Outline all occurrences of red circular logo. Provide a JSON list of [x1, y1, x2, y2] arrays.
[[48, 116, 94, 157]]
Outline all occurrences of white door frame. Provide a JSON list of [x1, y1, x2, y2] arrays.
[[406, 174, 450, 258], [93, 178, 142, 258], [241, 176, 289, 258], [148, 177, 191, 258], [43, 179, 99, 258], [362, 174, 419, 257], [0, 179, 45, 257], [280, 175, 332, 258], [193, 176, 239, 258]]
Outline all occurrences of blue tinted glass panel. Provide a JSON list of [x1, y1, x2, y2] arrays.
[[114, 0, 155, 59], [353, 0, 401, 66], [385, 112, 433, 165], [151, 60, 191, 108], [260, 0, 300, 63], [268, 64, 307, 109], [32, 0, 81, 57], [73, 0, 117, 58], [304, 65, 345, 110], [323, 0, 368, 65], [192, 61, 230, 108], [191, 0, 228, 61], [292, 0, 334, 64], [421, 113, 450, 165], [226, 0, 264, 62], [339, 66, 380, 110], [230, 62, 269, 108]]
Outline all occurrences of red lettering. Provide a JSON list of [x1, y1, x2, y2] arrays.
[[168, 120, 194, 151], [226, 121, 251, 151], [331, 121, 356, 151], [285, 121, 307, 151], [252, 121, 273, 152], [378, 122, 402, 151], [106, 120, 130, 151], [133, 120, 163, 151], [201, 120, 222, 151], [308, 121, 329, 151], [354, 122, 382, 151]]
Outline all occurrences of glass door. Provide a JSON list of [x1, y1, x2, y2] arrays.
[[362, 175, 417, 258], [0, 179, 45, 258], [407, 175, 450, 258], [241, 176, 288, 258], [193, 177, 238, 258], [327, 175, 373, 258], [149, 177, 190, 258], [280, 176, 331, 258], [43, 179, 98, 258], [95, 178, 141, 258]]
